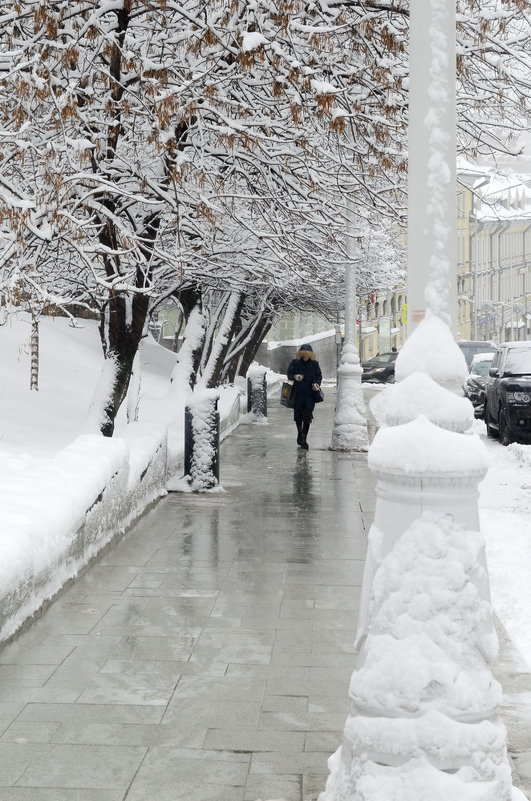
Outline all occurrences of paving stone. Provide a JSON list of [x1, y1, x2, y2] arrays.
[[0, 790, 123, 801], [1, 721, 60, 743], [0, 742, 146, 789], [50, 721, 206, 748], [203, 728, 305, 753], [17, 703, 164, 726], [244, 773, 301, 801], [161, 697, 262, 729], [126, 747, 249, 801]]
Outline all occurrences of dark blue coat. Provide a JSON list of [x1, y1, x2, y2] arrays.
[[287, 358, 323, 415]]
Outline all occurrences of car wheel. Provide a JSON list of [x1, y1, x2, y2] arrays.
[[485, 408, 498, 438], [386, 374, 395, 384], [499, 408, 513, 446]]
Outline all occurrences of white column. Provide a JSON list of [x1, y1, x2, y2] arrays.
[[344, 200, 357, 347], [320, 1, 516, 798], [329, 198, 369, 452], [407, 0, 457, 336]]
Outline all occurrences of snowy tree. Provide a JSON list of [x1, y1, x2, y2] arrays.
[[0, 0, 529, 430]]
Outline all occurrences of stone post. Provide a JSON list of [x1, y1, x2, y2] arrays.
[[184, 390, 220, 491], [246, 366, 268, 420]]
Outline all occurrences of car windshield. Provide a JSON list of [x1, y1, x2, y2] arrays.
[[370, 353, 395, 363], [459, 344, 493, 366], [471, 360, 492, 377], [504, 347, 531, 375]]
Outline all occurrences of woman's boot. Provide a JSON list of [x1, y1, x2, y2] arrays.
[[301, 422, 310, 450], [296, 422, 304, 446]]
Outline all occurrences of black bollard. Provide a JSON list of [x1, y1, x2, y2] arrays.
[[184, 393, 220, 490], [246, 369, 268, 418]]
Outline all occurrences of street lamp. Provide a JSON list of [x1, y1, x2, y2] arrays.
[[329, 197, 369, 452], [320, 0, 517, 798]]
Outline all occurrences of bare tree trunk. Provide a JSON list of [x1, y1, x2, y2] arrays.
[[127, 347, 142, 423], [169, 299, 206, 392], [201, 291, 245, 388], [98, 292, 149, 436], [235, 317, 272, 380], [30, 315, 39, 391], [223, 314, 273, 383]]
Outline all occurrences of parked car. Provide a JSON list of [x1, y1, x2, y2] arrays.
[[361, 351, 398, 383], [457, 339, 497, 369], [484, 341, 531, 445], [463, 352, 495, 419]]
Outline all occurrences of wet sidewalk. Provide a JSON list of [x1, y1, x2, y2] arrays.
[[0, 392, 376, 801]]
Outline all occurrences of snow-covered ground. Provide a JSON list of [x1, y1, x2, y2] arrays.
[[477, 421, 531, 671]]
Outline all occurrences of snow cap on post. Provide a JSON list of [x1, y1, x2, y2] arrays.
[[368, 415, 488, 478], [395, 311, 467, 393], [385, 371, 473, 432]]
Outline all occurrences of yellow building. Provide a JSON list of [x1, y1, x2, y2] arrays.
[[458, 162, 531, 343], [359, 163, 531, 358]]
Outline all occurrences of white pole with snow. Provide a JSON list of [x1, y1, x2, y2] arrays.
[[329, 198, 369, 452], [320, 1, 521, 799], [407, 0, 457, 337]]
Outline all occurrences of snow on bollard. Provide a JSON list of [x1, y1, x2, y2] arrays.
[[183, 389, 220, 491], [246, 366, 268, 421], [320, 327, 517, 800], [330, 345, 368, 452]]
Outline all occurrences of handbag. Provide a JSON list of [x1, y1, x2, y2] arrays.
[[312, 387, 324, 403], [280, 381, 296, 408]]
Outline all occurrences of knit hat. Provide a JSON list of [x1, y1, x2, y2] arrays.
[[299, 343, 313, 352]]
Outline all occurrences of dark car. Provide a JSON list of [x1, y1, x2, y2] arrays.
[[457, 339, 496, 369], [484, 342, 531, 445], [361, 351, 398, 383], [463, 352, 495, 419]]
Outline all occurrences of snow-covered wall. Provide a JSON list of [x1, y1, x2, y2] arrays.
[[258, 331, 339, 378], [0, 389, 242, 643]]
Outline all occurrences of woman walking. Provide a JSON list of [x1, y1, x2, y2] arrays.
[[287, 344, 323, 450]]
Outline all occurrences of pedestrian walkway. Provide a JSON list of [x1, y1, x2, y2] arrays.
[[0, 390, 529, 801], [0, 392, 375, 801]]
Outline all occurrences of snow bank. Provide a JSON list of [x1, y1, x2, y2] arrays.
[[0, 315, 250, 641], [330, 348, 368, 451], [0, 427, 169, 642]]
